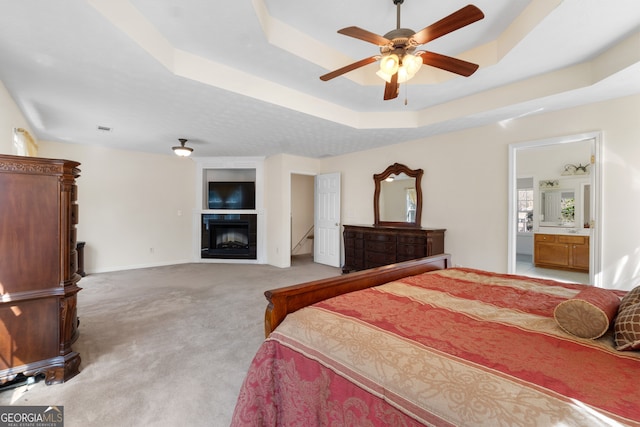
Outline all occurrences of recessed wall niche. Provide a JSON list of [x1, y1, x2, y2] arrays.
[[201, 168, 256, 210], [195, 157, 264, 264]]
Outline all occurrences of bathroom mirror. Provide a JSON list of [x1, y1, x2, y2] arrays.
[[374, 163, 423, 227], [540, 189, 575, 226]]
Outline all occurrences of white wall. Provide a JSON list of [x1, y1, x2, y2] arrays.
[[517, 141, 592, 178], [2, 81, 195, 273], [38, 141, 196, 273], [3, 75, 639, 288], [321, 94, 640, 290]]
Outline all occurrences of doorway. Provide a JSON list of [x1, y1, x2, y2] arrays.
[[290, 174, 315, 264], [508, 132, 602, 286]]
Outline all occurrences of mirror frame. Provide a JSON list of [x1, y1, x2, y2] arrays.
[[539, 187, 576, 227], [374, 163, 423, 227]]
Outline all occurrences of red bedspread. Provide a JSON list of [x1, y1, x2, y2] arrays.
[[232, 268, 640, 426]]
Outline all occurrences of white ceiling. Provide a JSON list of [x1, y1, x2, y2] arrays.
[[1, 0, 639, 158]]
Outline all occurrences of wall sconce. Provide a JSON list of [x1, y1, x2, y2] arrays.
[[539, 180, 559, 188], [172, 138, 193, 157], [561, 163, 590, 176]]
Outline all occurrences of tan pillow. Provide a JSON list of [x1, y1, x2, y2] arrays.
[[619, 285, 640, 313], [554, 287, 620, 339], [614, 302, 640, 351]]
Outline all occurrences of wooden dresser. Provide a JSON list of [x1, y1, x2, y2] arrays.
[[343, 225, 445, 273], [0, 155, 82, 385], [534, 233, 589, 272]]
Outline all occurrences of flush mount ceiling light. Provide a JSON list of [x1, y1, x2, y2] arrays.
[[172, 138, 193, 157], [320, 0, 484, 100]]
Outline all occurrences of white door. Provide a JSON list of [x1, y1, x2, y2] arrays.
[[314, 173, 341, 267]]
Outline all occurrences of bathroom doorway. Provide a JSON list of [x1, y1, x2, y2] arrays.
[[508, 132, 602, 285]]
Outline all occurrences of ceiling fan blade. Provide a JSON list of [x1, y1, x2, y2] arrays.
[[419, 51, 479, 77], [320, 56, 378, 81], [383, 72, 399, 100], [412, 5, 484, 45], [338, 26, 392, 46]]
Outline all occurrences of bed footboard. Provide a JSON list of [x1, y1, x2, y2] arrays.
[[264, 254, 451, 336]]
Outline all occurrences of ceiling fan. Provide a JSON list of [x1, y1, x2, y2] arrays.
[[320, 1, 485, 100]]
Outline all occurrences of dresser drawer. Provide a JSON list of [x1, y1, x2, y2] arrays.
[[365, 233, 395, 243], [344, 230, 364, 240], [345, 238, 364, 249], [397, 243, 427, 258], [396, 235, 426, 245], [365, 251, 396, 263], [365, 251, 396, 266], [365, 240, 395, 253]]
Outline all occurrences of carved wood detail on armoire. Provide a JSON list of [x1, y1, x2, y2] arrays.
[[0, 154, 82, 385]]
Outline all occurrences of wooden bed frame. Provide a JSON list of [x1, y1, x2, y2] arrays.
[[264, 254, 451, 336]]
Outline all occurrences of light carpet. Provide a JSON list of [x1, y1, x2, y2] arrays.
[[0, 256, 340, 426]]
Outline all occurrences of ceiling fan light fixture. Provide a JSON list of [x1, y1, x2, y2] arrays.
[[403, 53, 423, 75], [172, 138, 193, 157], [376, 69, 393, 83], [377, 52, 423, 84], [320, 1, 484, 101], [397, 66, 410, 83], [379, 53, 399, 75]]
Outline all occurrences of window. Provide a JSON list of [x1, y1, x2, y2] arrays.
[[517, 188, 534, 232]]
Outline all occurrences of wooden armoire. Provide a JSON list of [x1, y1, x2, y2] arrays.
[[0, 154, 82, 385]]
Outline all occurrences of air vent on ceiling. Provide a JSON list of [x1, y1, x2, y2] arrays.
[[96, 125, 112, 132]]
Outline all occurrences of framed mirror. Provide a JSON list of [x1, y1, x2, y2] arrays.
[[374, 163, 423, 227], [540, 188, 575, 226]]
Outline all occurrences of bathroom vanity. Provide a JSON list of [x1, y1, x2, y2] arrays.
[[534, 230, 589, 272]]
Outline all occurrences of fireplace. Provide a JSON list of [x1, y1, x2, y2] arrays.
[[201, 214, 257, 259], [197, 162, 263, 263]]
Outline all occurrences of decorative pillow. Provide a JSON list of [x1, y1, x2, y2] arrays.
[[614, 302, 640, 351], [619, 285, 640, 313], [554, 287, 620, 339]]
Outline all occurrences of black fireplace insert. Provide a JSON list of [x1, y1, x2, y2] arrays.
[[201, 214, 257, 259]]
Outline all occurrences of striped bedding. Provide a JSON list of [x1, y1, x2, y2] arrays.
[[231, 268, 640, 426]]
